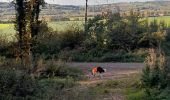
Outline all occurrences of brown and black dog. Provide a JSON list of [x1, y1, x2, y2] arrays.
[[91, 66, 106, 79]]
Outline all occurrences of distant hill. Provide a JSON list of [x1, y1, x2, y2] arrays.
[[0, 1, 170, 21]]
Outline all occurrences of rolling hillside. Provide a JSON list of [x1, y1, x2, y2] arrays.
[[1, 1, 170, 21]]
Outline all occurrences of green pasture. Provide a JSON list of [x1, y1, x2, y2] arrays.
[[1, 16, 170, 41], [0, 24, 15, 41], [0, 21, 84, 33], [0, 24, 14, 32], [0, 21, 84, 41], [48, 21, 84, 31], [147, 16, 170, 25]]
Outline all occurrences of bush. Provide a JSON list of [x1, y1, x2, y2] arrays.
[[0, 58, 24, 70], [0, 63, 79, 100], [59, 29, 85, 50], [35, 77, 76, 100], [0, 70, 37, 100], [0, 56, 5, 66], [58, 48, 146, 62], [34, 22, 85, 59], [0, 35, 13, 58], [141, 49, 170, 100], [40, 61, 83, 80]]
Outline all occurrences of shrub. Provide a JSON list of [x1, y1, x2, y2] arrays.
[[38, 77, 76, 90], [40, 61, 83, 80], [34, 23, 85, 59], [0, 35, 13, 58], [35, 77, 77, 99], [59, 29, 85, 50], [0, 70, 37, 100], [0, 58, 23, 70], [141, 49, 170, 100], [0, 56, 5, 66], [62, 49, 146, 62]]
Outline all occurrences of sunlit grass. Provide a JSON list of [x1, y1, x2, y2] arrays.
[[0, 24, 15, 41], [0, 16, 170, 41], [0, 24, 14, 30], [147, 16, 170, 25], [48, 21, 84, 31]]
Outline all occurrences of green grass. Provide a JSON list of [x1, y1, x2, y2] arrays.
[[1, 16, 170, 33], [1, 16, 170, 41], [124, 88, 145, 100], [0, 24, 12, 29], [48, 21, 84, 31], [147, 16, 170, 25], [0, 21, 84, 36], [0, 24, 14, 32], [0, 21, 84, 41], [0, 23, 15, 42]]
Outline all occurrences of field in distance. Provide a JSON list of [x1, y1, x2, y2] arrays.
[[0, 20, 84, 33], [1, 16, 170, 41], [148, 16, 170, 25]]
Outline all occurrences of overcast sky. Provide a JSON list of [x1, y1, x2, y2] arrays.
[[0, 0, 160, 5]]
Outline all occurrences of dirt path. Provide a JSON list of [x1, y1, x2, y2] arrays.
[[67, 62, 144, 81], [67, 63, 144, 100]]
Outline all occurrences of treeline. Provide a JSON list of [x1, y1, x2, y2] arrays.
[[0, 20, 14, 24], [34, 11, 170, 62], [1, 11, 170, 62]]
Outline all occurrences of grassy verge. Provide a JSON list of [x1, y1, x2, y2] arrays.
[[125, 88, 145, 100], [0, 60, 84, 100], [75, 74, 144, 100]]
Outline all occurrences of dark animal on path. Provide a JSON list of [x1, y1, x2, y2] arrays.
[[91, 66, 106, 79]]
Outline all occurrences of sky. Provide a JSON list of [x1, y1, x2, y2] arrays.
[[0, 0, 161, 5]]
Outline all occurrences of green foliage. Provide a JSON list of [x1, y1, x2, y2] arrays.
[[101, 51, 146, 62], [141, 51, 170, 100], [0, 35, 14, 58], [0, 70, 37, 100], [0, 59, 81, 100], [139, 19, 167, 48], [1, 11, 170, 62], [108, 12, 145, 51], [35, 77, 76, 100], [49, 21, 84, 32], [163, 27, 170, 55], [58, 29, 85, 50], [125, 88, 145, 100], [86, 15, 107, 48], [88, 80, 118, 94], [33, 21, 59, 56], [1, 16, 170, 35], [35, 22, 85, 59], [40, 61, 83, 80], [0, 69, 78, 100], [58, 48, 146, 62]]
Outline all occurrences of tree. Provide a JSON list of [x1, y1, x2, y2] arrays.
[[86, 15, 107, 49], [15, 0, 44, 72], [107, 11, 145, 51], [15, 0, 27, 69]]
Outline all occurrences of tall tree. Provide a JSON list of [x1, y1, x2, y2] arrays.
[[15, 0, 27, 69], [15, 0, 44, 72]]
